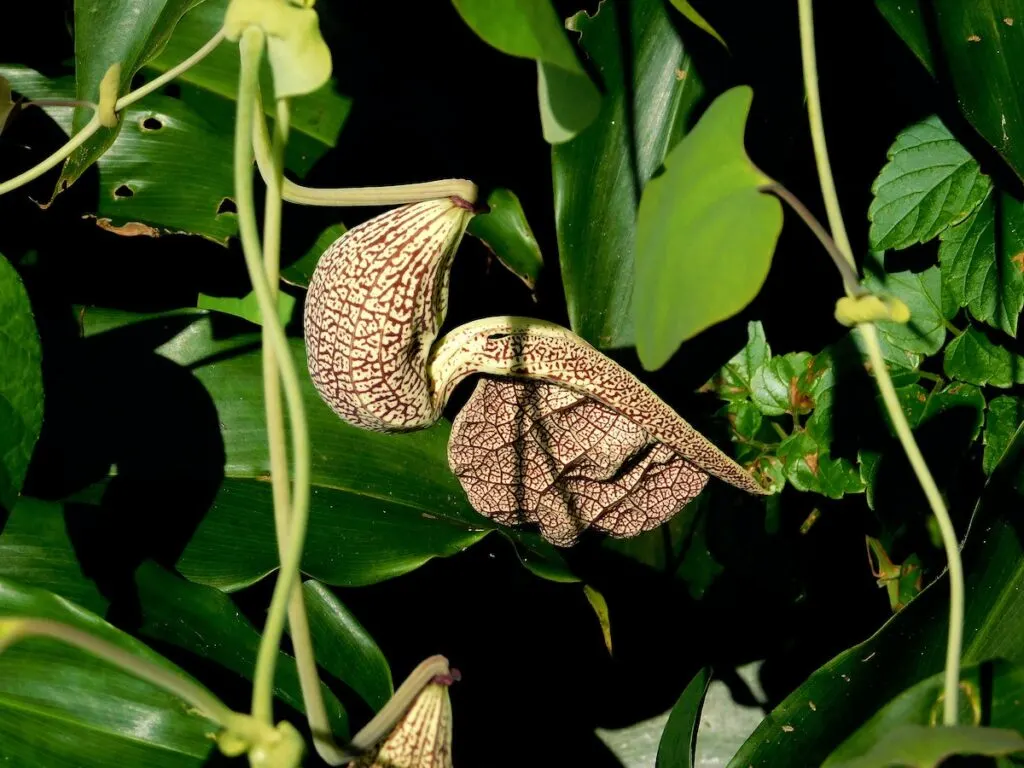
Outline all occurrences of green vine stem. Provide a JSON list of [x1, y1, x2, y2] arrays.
[[797, 0, 963, 726], [257, 82, 350, 767], [0, 617, 271, 747], [233, 25, 313, 730], [114, 28, 226, 112], [250, 96, 477, 206]]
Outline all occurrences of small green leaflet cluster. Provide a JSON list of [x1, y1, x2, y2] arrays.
[[701, 321, 863, 500]]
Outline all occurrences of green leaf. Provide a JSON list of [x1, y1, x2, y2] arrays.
[[0, 252, 42, 512], [983, 396, 1024, 475], [667, 0, 728, 49], [57, 0, 203, 196], [824, 660, 1024, 767], [828, 725, 1024, 768], [466, 188, 544, 291], [301, 580, 393, 713], [944, 325, 1024, 387], [197, 289, 295, 327], [701, 321, 772, 402], [0, 577, 217, 767], [776, 431, 864, 499], [729, 413, 1024, 767], [868, 115, 990, 251], [656, 667, 712, 768], [143, 0, 350, 177], [862, 254, 949, 356], [920, 382, 986, 442], [0, 499, 350, 735], [552, 0, 705, 348], [0, 75, 15, 135], [939, 191, 1024, 337], [583, 584, 612, 655], [450, 0, 600, 144], [634, 86, 782, 370], [750, 352, 812, 417], [2, 65, 238, 243], [282, 222, 345, 288], [877, 0, 1024, 184]]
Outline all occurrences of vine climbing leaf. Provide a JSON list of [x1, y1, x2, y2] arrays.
[[0, 252, 43, 512], [0, 577, 218, 767], [143, 0, 351, 177], [448, 377, 709, 547], [55, 0, 205, 198], [868, 115, 991, 251], [2, 65, 238, 243], [552, 0, 705, 348], [449, 0, 600, 144], [634, 85, 783, 370], [939, 191, 1024, 337]]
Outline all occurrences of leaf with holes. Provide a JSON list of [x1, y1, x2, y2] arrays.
[[143, 0, 351, 177], [55, 0, 204, 196], [944, 325, 1024, 388], [3, 65, 237, 242], [450, 0, 600, 144], [553, 0, 706, 348], [939, 191, 1024, 337], [0, 576, 218, 767], [868, 115, 990, 251], [466, 187, 544, 291], [634, 86, 782, 370], [0, 252, 42, 512]]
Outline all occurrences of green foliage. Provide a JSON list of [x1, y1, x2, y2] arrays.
[[450, 0, 600, 143], [944, 325, 1024, 387], [656, 667, 711, 768], [634, 86, 782, 370], [868, 116, 990, 251], [0, 252, 41, 512], [144, 0, 350, 177], [0, 576, 217, 767], [877, 0, 1024, 184], [939, 191, 1024, 337], [465, 187, 544, 290], [552, 0, 705, 348], [57, 0, 202, 195]]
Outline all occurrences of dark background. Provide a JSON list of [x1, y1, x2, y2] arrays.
[[0, 1, 985, 765]]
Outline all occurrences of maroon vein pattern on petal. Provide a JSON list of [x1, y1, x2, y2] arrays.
[[447, 378, 709, 547]]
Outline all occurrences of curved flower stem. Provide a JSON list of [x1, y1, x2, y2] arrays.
[[0, 113, 100, 196], [0, 617, 270, 744], [797, 0, 963, 725], [250, 92, 477, 206], [115, 28, 226, 112], [234, 26, 312, 730]]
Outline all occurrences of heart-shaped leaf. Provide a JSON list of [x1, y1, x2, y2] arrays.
[[634, 86, 782, 370], [465, 187, 544, 291]]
